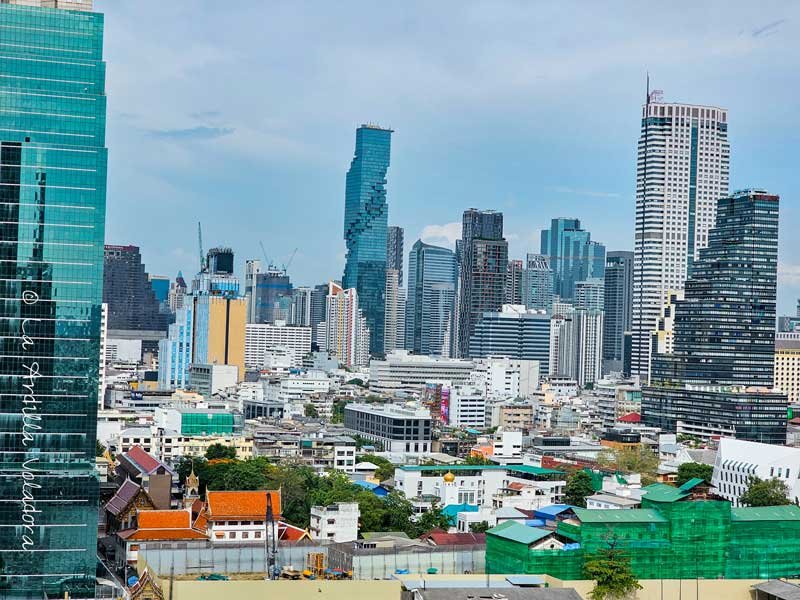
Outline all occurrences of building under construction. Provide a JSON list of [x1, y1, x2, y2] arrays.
[[487, 478, 800, 580]]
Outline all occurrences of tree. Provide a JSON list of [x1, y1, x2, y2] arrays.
[[220, 461, 268, 491], [676, 462, 713, 486], [205, 443, 237, 461], [331, 400, 349, 423], [564, 470, 595, 508], [584, 537, 642, 600], [740, 476, 791, 507], [464, 454, 493, 466], [304, 403, 319, 418], [469, 521, 491, 534], [358, 454, 396, 482], [408, 502, 453, 538], [96, 440, 106, 457], [598, 446, 659, 484]]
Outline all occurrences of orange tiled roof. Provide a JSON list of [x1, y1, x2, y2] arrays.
[[193, 509, 209, 532], [205, 490, 281, 520], [120, 528, 208, 541], [279, 521, 311, 542], [138, 510, 191, 529]]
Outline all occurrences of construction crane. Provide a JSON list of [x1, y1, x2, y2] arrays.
[[197, 222, 205, 272], [259, 240, 273, 270], [283, 247, 298, 273]]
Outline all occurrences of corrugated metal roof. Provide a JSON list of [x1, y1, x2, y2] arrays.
[[641, 482, 690, 503], [751, 579, 800, 600], [731, 505, 800, 522], [487, 521, 553, 544]]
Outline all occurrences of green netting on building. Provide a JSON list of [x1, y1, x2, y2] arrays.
[[486, 499, 800, 580], [726, 505, 800, 579], [180, 412, 235, 436]]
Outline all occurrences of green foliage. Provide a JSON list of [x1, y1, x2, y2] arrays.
[[407, 502, 452, 538], [221, 461, 268, 490], [95, 440, 106, 457], [204, 443, 237, 461], [352, 434, 381, 451], [346, 378, 366, 388], [304, 403, 319, 418], [584, 538, 642, 600], [331, 400, 349, 423], [676, 462, 713, 486], [598, 446, 658, 483], [469, 521, 491, 533], [740, 476, 791, 507], [463, 454, 493, 465], [564, 470, 595, 508], [358, 454, 396, 482]]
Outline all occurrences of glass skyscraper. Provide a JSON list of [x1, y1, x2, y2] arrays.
[[405, 240, 458, 357], [540, 218, 605, 300], [602, 250, 633, 373], [643, 190, 787, 444], [0, 2, 107, 596], [343, 124, 392, 355]]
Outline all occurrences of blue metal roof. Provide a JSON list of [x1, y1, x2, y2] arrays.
[[533, 504, 577, 518]]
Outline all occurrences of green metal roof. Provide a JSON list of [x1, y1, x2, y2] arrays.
[[730, 505, 800, 522], [574, 508, 668, 524], [399, 464, 563, 475], [360, 531, 410, 540], [487, 521, 553, 545], [641, 483, 690, 503], [678, 477, 705, 492]]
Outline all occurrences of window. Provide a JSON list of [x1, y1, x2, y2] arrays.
[[229, 532, 236, 539], [255, 531, 262, 539]]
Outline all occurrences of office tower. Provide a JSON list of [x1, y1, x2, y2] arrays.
[[245, 322, 312, 369], [630, 92, 730, 379], [243, 263, 291, 324], [343, 124, 392, 355], [649, 289, 684, 362], [575, 278, 605, 311], [383, 269, 406, 354], [158, 305, 194, 390], [192, 295, 247, 381], [149, 274, 170, 304], [193, 248, 240, 297], [521, 253, 553, 311], [602, 251, 633, 373], [540, 218, 606, 300], [309, 282, 329, 344], [0, 1, 105, 593], [469, 305, 551, 370], [290, 286, 313, 326], [103, 245, 171, 331], [643, 190, 786, 443], [318, 282, 370, 367], [405, 240, 459, 357], [387, 225, 404, 285], [168, 271, 187, 311], [505, 259, 524, 305], [456, 209, 508, 357], [555, 310, 604, 387]]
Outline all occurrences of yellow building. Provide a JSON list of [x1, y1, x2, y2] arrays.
[[775, 337, 800, 403], [193, 295, 247, 381]]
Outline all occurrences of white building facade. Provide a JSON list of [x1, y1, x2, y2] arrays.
[[245, 321, 312, 368]]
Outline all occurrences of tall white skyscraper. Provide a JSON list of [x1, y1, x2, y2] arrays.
[[384, 268, 406, 354], [630, 90, 730, 378], [318, 281, 370, 367]]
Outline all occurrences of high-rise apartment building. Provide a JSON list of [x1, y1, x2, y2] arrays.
[[456, 209, 508, 357], [554, 310, 604, 387], [631, 92, 730, 379], [158, 304, 194, 390], [383, 268, 406, 354], [602, 251, 633, 374], [318, 282, 370, 367], [290, 286, 312, 327], [192, 295, 247, 382], [775, 335, 800, 404], [343, 124, 392, 355], [103, 245, 171, 331], [243, 262, 292, 324], [540, 218, 605, 300], [643, 190, 786, 443], [521, 253, 553, 311], [309, 282, 329, 345], [505, 259, 524, 305], [387, 225, 404, 285], [405, 240, 458, 357], [575, 278, 605, 311], [0, 1, 106, 593], [245, 322, 312, 369]]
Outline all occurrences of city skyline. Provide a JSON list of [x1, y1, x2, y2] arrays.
[[97, 2, 800, 314]]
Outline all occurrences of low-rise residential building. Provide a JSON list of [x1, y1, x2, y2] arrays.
[[154, 405, 243, 437], [344, 402, 432, 455], [114, 426, 253, 462], [448, 385, 487, 428], [188, 363, 238, 396], [712, 437, 800, 506], [309, 502, 360, 542], [263, 369, 331, 403], [253, 430, 357, 472], [116, 446, 178, 509]]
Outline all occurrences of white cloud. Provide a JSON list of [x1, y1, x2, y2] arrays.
[[549, 186, 621, 198], [779, 264, 800, 285], [420, 222, 461, 247]]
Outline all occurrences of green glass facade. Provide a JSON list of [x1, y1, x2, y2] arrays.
[[0, 4, 106, 597]]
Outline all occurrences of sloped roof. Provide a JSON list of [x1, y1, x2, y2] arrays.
[[641, 482, 691, 503], [487, 521, 553, 545], [126, 446, 161, 473], [278, 521, 311, 542], [425, 531, 486, 546], [618, 412, 641, 423], [361, 531, 410, 540], [354, 461, 379, 470], [533, 504, 577, 518], [495, 506, 528, 519], [574, 508, 667, 524], [118, 509, 207, 542], [105, 479, 143, 517], [731, 505, 800, 522], [138, 510, 191, 529], [205, 490, 282, 520]]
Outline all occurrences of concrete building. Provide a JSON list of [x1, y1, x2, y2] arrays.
[[310, 502, 360, 542], [344, 403, 432, 455], [469, 305, 551, 370], [245, 321, 312, 368], [369, 350, 474, 395], [775, 335, 800, 403], [521, 253, 554, 311], [158, 304, 194, 390], [483, 357, 540, 400], [602, 251, 633, 374], [192, 294, 247, 382], [649, 289, 684, 369], [631, 95, 730, 379], [712, 438, 800, 506], [318, 281, 370, 367], [188, 363, 238, 396], [383, 268, 406, 354], [448, 385, 487, 428], [198, 490, 281, 544], [154, 406, 243, 437], [554, 310, 604, 387], [386, 225, 404, 285], [505, 258, 524, 305], [253, 431, 356, 472], [575, 278, 605, 312]]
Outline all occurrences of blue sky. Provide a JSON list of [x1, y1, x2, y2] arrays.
[[100, 1, 800, 313]]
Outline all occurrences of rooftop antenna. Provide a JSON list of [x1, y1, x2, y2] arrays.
[[646, 71, 650, 104], [197, 222, 205, 272]]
